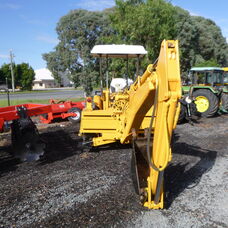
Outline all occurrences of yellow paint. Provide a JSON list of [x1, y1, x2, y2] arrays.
[[195, 96, 209, 112], [223, 68, 228, 86], [79, 40, 182, 209]]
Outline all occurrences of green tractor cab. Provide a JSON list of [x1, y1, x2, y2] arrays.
[[183, 67, 228, 117]]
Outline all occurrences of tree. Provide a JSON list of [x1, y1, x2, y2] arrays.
[[43, 9, 112, 95], [0, 63, 35, 90], [174, 7, 228, 73], [0, 63, 17, 88], [174, 7, 199, 73], [192, 16, 228, 66], [43, 0, 228, 92], [110, 0, 177, 64], [193, 59, 220, 68], [0, 68, 4, 84], [43, 50, 63, 85], [16, 63, 35, 90]]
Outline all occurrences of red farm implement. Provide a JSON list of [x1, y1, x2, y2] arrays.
[[39, 99, 85, 124], [0, 100, 85, 161], [0, 100, 85, 132]]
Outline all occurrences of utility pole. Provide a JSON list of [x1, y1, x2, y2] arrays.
[[9, 50, 15, 92]]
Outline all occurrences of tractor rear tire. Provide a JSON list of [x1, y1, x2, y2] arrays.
[[193, 89, 219, 117], [178, 103, 186, 124], [221, 93, 228, 111], [68, 107, 81, 123]]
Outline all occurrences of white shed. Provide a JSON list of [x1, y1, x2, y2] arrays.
[[33, 68, 56, 90]]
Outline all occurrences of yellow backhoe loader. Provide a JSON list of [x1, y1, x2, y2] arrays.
[[79, 40, 181, 209]]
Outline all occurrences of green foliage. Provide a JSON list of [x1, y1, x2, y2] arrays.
[[111, 0, 177, 63], [43, 9, 111, 94], [193, 59, 220, 68], [0, 68, 5, 83], [0, 63, 18, 87], [174, 7, 228, 73], [192, 16, 228, 66], [42, 51, 62, 84], [0, 97, 83, 107], [0, 64, 11, 81], [17, 63, 35, 90], [0, 63, 35, 90], [43, 0, 228, 93], [174, 7, 198, 73]]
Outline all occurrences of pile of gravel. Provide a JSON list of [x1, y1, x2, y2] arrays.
[[0, 115, 227, 227]]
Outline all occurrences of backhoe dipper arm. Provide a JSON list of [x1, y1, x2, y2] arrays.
[[120, 40, 182, 208]]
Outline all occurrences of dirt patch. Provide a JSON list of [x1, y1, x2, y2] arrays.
[[0, 115, 227, 227]]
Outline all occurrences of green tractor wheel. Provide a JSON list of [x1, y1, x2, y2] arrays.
[[193, 89, 219, 117], [221, 93, 228, 111]]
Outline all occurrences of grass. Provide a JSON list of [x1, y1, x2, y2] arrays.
[[0, 88, 82, 95], [0, 97, 84, 107]]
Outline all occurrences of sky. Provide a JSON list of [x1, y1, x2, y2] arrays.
[[0, 0, 227, 70]]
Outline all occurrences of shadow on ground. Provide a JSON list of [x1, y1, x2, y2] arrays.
[[39, 129, 82, 165], [0, 125, 82, 175], [0, 144, 21, 177], [165, 137, 217, 209]]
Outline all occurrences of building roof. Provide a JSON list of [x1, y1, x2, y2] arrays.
[[34, 68, 54, 81], [190, 67, 223, 72], [91, 44, 147, 58]]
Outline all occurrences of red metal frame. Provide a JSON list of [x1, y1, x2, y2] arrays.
[[0, 100, 85, 132], [39, 99, 85, 124]]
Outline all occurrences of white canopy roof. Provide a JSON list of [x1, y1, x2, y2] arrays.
[[34, 68, 54, 81], [190, 67, 223, 72], [91, 44, 147, 58]]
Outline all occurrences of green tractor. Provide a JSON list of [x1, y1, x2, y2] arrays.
[[182, 67, 228, 117]]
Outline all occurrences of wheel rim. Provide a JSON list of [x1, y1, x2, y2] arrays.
[[71, 111, 80, 120], [195, 96, 210, 113]]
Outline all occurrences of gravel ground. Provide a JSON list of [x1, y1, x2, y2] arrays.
[[0, 114, 227, 227]]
